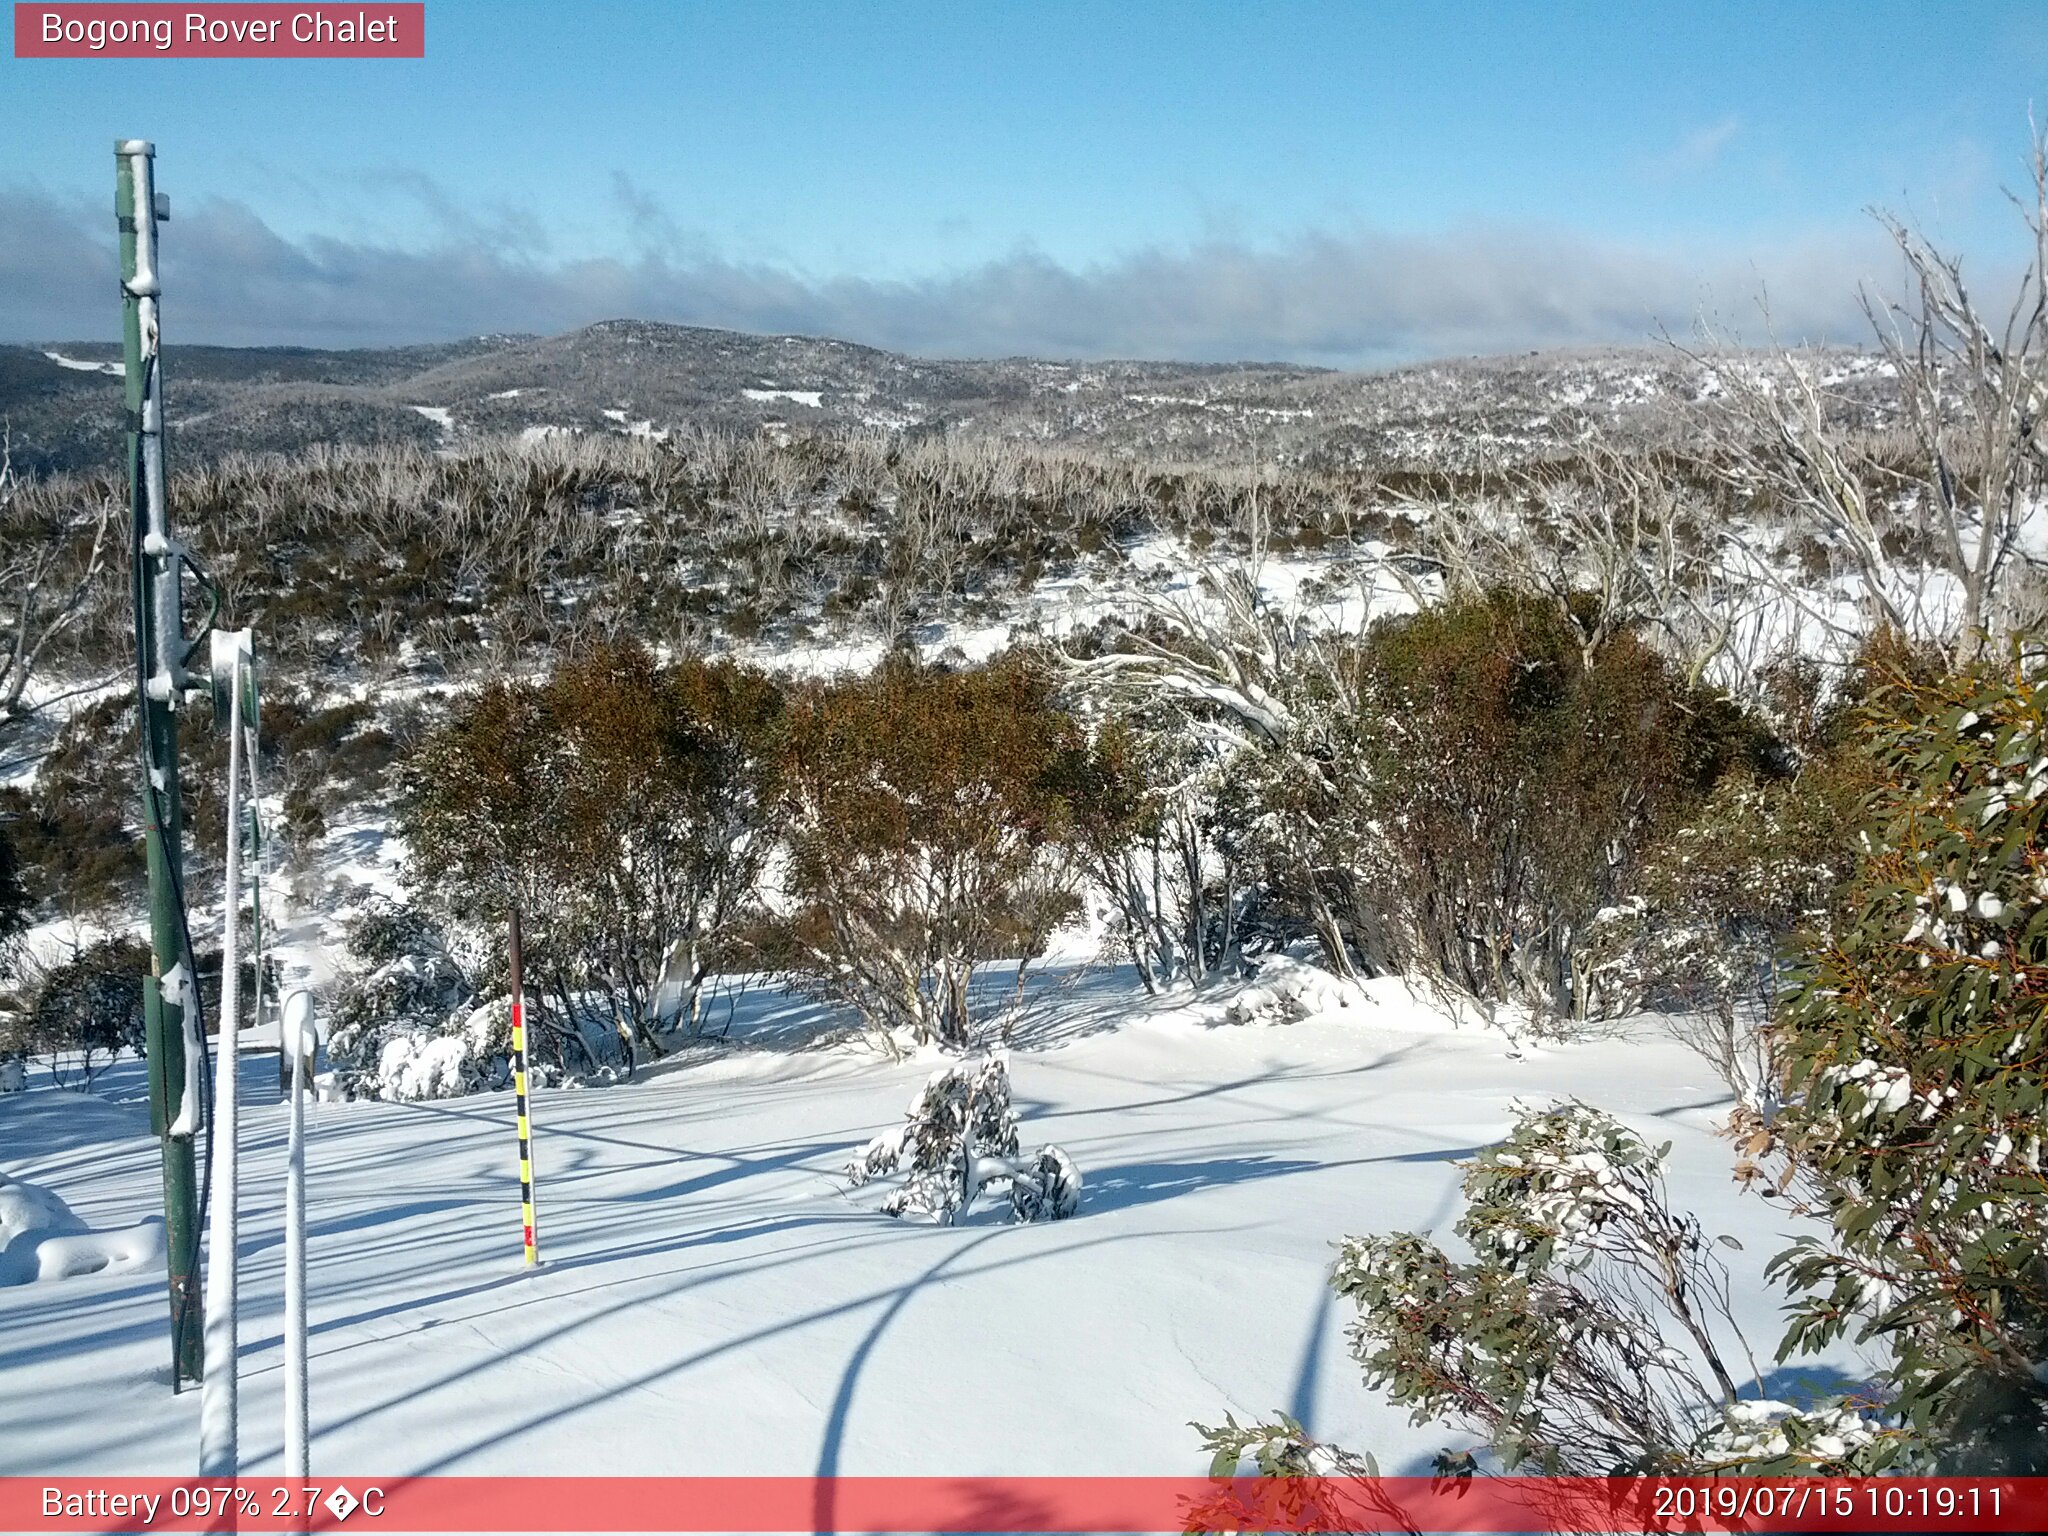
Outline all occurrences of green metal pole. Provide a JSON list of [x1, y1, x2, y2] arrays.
[[119, 138, 204, 1390]]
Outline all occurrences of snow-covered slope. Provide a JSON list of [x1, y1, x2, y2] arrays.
[[0, 968, 1862, 1477]]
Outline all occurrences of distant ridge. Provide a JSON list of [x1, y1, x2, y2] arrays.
[[0, 321, 1885, 476]]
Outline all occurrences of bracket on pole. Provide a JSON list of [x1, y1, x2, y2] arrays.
[[209, 628, 255, 732]]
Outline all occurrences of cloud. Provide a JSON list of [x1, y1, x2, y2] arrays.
[[1642, 116, 1743, 181], [0, 183, 1896, 366]]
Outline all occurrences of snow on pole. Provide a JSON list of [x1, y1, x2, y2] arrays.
[[244, 677, 264, 1057], [198, 649, 245, 1477], [510, 906, 538, 1267], [281, 989, 314, 1491], [120, 137, 205, 1390]]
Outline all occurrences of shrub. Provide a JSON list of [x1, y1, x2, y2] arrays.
[[1293, 591, 1760, 1022], [1331, 1103, 1769, 1473], [325, 900, 483, 1099], [0, 827, 28, 1091], [1198, 1103, 1900, 1483], [0, 696, 147, 918], [0, 824, 27, 969], [780, 655, 1088, 1048], [403, 643, 784, 1061], [1765, 658, 2048, 1472], [1615, 762, 1862, 1115], [7, 938, 150, 1089], [845, 1055, 1080, 1224], [327, 899, 626, 1099]]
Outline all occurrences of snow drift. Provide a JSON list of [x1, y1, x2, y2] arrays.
[[0, 1169, 164, 1287]]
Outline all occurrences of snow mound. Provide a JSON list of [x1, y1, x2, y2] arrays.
[[0, 1171, 165, 1287], [1149, 959, 1470, 1036], [1222, 956, 1372, 1025], [374, 997, 512, 1102]]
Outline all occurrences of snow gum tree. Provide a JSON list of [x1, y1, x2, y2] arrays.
[[404, 641, 784, 1063], [781, 655, 1090, 1048], [1060, 710, 1246, 993], [1695, 135, 2048, 667], [1324, 591, 1759, 1021], [1061, 564, 1316, 989], [1764, 657, 2048, 1471], [0, 429, 115, 733]]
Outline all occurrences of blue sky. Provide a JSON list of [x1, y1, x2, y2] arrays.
[[3, 1, 2043, 361]]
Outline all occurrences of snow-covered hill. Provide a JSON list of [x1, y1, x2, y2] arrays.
[[0, 322, 1890, 475]]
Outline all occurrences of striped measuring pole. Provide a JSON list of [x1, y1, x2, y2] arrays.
[[509, 906, 538, 1267]]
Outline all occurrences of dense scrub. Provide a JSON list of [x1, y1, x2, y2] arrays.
[[780, 654, 1095, 1047], [1205, 653, 2048, 1480], [1311, 592, 1763, 1019], [402, 642, 783, 1065], [2, 432, 1419, 685]]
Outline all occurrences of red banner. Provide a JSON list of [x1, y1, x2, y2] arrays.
[[13, 4, 424, 58], [2, 1476, 2045, 1533]]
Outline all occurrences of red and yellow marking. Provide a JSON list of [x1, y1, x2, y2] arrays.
[[512, 996, 537, 1266]]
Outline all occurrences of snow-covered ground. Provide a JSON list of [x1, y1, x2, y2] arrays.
[[0, 965, 1862, 1478]]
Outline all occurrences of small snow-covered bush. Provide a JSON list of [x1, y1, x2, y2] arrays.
[[846, 1056, 1080, 1224], [1197, 1101, 1913, 1479], [1220, 955, 1366, 1025], [1689, 1398, 1888, 1473], [329, 900, 659, 1100], [327, 899, 488, 1100], [373, 997, 514, 1102]]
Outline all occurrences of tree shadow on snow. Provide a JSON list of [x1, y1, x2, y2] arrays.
[[811, 1227, 1010, 1534], [1081, 1144, 1489, 1217]]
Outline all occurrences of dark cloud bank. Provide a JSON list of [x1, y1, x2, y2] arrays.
[[0, 186, 1898, 366]]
